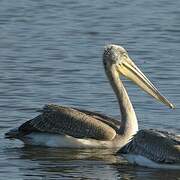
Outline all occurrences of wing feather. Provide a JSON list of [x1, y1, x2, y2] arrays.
[[18, 104, 118, 141], [118, 129, 180, 163]]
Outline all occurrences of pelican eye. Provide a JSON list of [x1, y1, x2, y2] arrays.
[[123, 53, 128, 59]]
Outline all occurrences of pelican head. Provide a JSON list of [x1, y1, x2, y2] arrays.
[[103, 44, 175, 109]]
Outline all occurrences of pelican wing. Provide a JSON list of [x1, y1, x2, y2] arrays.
[[18, 104, 119, 141], [118, 129, 180, 163], [73, 107, 121, 129]]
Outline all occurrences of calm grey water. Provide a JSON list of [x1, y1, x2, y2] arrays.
[[0, 0, 180, 179]]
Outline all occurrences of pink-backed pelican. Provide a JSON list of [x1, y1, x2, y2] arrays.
[[5, 44, 179, 169]]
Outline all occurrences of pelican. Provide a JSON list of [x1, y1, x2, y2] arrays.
[[5, 45, 179, 165]]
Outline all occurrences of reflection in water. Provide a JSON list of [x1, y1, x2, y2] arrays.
[[3, 146, 180, 179], [4, 147, 123, 179]]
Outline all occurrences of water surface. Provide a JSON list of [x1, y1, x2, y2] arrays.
[[0, 0, 180, 179]]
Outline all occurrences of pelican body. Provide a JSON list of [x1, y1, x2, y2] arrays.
[[117, 129, 180, 169], [5, 44, 180, 169]]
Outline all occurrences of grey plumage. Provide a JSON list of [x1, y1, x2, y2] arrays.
[[118, 129, 180, 164], [6, 104, 120, 141]]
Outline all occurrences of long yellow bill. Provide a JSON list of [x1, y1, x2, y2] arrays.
[[117, 57, 175, 109]]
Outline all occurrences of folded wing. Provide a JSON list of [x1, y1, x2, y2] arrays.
[[18, 104, 120, 141], [118, 129, 180, 163]]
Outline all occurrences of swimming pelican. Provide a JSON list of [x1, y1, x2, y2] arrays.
[[5, 45, 178, 159], [117, 129, 180, 169]]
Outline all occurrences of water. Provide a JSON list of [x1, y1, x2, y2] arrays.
[[0, 0, 180, 179]]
